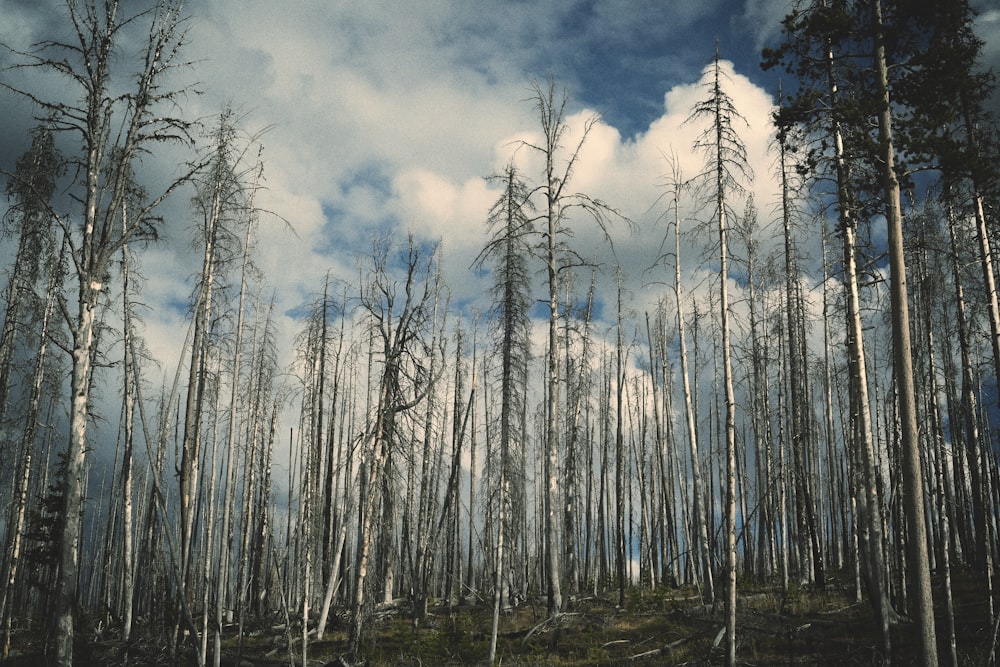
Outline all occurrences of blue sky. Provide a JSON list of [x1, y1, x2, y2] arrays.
[[0, 0, 998, 379]]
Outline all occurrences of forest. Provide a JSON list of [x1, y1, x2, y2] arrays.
[[0, 0, 998, 665]]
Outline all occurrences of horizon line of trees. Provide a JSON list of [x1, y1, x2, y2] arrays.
[[0, 1, 999, 666]]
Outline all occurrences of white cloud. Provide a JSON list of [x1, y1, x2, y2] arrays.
[[0, 2, 794, 377], [0, 0, 945, 474], [742, 0, 796, 51]]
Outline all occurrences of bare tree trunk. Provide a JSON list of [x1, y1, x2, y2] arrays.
[[717, 165, 739, 667], [667, 159, 714, 603], [487, 447, 507, 666], [120, 216, 137, 646], [918, 245, 958, 667], [614, 271, 628, 608], [39, 3, 195, 662], [214, 157, 261, 666], [776, 126, 825, 590], [688, 52, 751, 665], [544, 212, 563, 618], [467, 325, 479, 598], [871, 3, 937, 663], [2, 247, 57, 657], [822, 24, 893, 656], [56, 274, 101, 666], [563, 273, 594, 599], [181, 129, 230, 614]]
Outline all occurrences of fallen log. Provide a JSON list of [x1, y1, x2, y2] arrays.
[[627, 636, 693, 662]]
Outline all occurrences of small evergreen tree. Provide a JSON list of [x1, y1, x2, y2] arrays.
[[23, 452, 70, 629]]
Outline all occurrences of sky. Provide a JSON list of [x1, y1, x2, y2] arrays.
[[0, 0, 999, 410]]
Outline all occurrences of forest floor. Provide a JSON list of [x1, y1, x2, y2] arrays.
[[4, 568, 1000, 665]]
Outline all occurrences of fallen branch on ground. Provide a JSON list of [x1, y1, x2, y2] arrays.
[[627, 636, 693, 662]]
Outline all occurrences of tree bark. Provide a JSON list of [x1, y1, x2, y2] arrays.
[[668, 159, 714, 603], [871, 2, 937, 663]]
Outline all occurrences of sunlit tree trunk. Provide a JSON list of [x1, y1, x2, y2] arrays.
[[540, 84, 566, 617], [871, 3, 937, 663], [522, 80, 619, 617], [689, 51, 752, 665], [665, 156, 714, 603], [3, 2, 197, 662], [614, 270, 627, 608]]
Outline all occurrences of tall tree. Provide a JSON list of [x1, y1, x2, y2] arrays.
[[870, 2, 937, 661], [180, 109, 248, 616], [474, 164, 534, 665], [519, 79, 622, 618], [212, 143, 264, 667], [0, 128, 62, 656], [687, 48, 753, 667], [763, 2, 896, 653], [893, 0, 1000, 580], [1, 2, 197, 662], [774, 121, 825, 589], [0, 240, 61, 658], [0, 126, 62, 448], [614, 269, 628, 608], [659, 154, 715, 602], [348, 234, 439, 658], [116, 164, 149, 647]]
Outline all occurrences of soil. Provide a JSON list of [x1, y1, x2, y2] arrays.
[[4, 569, 997, 665]]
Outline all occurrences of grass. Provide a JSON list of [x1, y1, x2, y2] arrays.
[[5, 568, 1000, 665]]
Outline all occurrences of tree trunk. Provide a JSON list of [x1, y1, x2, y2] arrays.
[[824, 24, 893, 656], [1, 249, 57, 657], [669, 161, 714, 603], [615, 271, 628, 608], [872, 3, 937, 663]]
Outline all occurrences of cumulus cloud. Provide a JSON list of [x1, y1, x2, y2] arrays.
[[189, 23, 784, 363], [0, 0, 993, 404]]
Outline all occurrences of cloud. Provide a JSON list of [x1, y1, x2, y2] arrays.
[[742, 0, 796, 52], [0, 2, 815, 383], [975, 6, 1000, 107], [0, 0, 992, 486]]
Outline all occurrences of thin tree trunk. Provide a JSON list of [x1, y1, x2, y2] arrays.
[[669, 164, 714, 603], [777, 125, 825, 590], [120, 213, 137, 646], [2, 249, 57, 656], [615, 271, 628, 608], [214, 158, 260, 666]]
